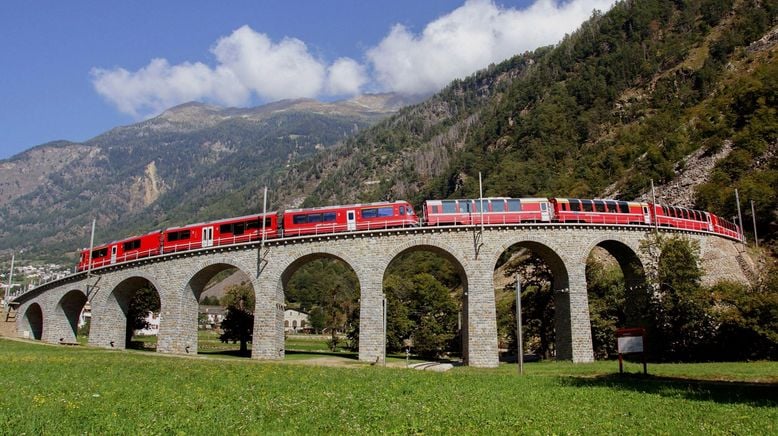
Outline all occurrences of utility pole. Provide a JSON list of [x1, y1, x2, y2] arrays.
[[516, 273, 524, 376], [750, 200, 758, 249], [87, 219, 96, 275], [735, 189, 745, 243], [651, 179, 658, 234], [2, 254, 14, 312], [478, 172, 485, 234], [382, 294, 387, 367], [261, 186, 268, 249]]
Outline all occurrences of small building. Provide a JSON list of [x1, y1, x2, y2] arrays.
[[284, 309, 309, 333], [199, 305, 226, 330], [135, 312, 161, 336]]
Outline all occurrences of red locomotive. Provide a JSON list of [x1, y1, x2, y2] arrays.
[[76, 197, 742, 272]]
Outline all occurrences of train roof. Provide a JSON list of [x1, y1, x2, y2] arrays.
[[81, 229, 162, 251], [424, 197, 549, 204], [165, 211, 278, 231], [284, 200, 411, 213]]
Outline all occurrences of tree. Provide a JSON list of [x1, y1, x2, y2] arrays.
[[385, 273, 458, 359], [219, 282, 255, 355], [125, 287, 161, 346], [199, 295, 220, 306]]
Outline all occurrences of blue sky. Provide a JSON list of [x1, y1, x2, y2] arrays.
[[0, 0, 612, 159]]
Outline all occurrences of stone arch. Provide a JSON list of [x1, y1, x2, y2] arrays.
[[489, 236, 572, 361], [21, 303, 43, 340], [582, 237, 646, 291], [98, 274, 164, 350], [491, 238, 570, 291], [54, 289, 88, 343], [253, 247, 363, 361], [277, 249, 362, 291], [382, 241, 470, 362], [180, 259, 256, 356], [382, 241, 469, 289]]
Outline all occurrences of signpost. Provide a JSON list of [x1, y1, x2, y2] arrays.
[[616, 327, 647, 374]]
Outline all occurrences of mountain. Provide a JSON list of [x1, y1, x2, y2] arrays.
[[0, 94, 420, 261], [3, 0, 776, 266], [281, 0, 777, 247]]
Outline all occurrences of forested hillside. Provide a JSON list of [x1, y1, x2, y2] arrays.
[[284, 0, 776, 247]]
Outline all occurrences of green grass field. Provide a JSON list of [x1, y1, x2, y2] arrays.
[[0, 338, 775, 434]]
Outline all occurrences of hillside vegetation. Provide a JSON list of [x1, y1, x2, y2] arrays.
[[285, 0, 776, 248]]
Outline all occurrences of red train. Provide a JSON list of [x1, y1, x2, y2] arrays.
[[77, 201, 416, 271], [76, 197, 742, 271]]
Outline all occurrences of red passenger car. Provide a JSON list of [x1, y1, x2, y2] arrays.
[[550, 198, 651, 225], [652, 204, 711, 232], [708, 213, 742, 240], [162, 213, 278, 253], [282, 201, 417, 237], [76, 230, 163, 271], [423, 198, 552, 225]]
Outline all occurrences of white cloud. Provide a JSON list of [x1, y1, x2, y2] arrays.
[[92, 0, 614, 117], [326, 58, 368, 96], [367, 0, 614, 95], [92, 26, 362, 118]]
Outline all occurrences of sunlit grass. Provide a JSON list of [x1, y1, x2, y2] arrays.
[[2, 338, 774, 434]]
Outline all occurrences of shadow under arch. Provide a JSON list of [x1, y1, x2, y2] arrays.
[[183, 261, 255, 356], [103, 275, 163, 350], [586, 239, 648, 330], [21, 303, 43, 340], [492, 239, 571, 360], [55, 289, 88, 343], [383, 243, 469, 362]]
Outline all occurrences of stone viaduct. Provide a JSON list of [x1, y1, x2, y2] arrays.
[[9, 224, 746, 367]]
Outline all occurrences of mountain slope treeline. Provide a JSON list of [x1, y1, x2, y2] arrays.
[[285, 0, 776, 246]]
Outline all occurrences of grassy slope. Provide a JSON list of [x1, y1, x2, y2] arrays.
[[1, 339, 775, 434]]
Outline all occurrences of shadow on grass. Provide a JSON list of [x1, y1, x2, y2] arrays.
[[285, 350, 359, 360], [562, 373, 778, 407], [198, 349, 252, 358]]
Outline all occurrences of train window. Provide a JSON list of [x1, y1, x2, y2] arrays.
[[472, 201, 483, 213], [293, 215, 307, 224], [582, 200, 593, 212], [308, 214, 323, 223], [167, 230, 190, 242], [492, 200, 505, 212], [433, 205, 441, 214], [362, 209, 377, 218], [220, 223, 233, 233], [605, 201, 617, 213], [442, 201, 457, 213], [507, 199, 521, 212], [569, 200, 581, 212], [617, 202, 629, 213], [322, 212, 336, 222], [92, 248, 108, 258], [594, 201, 605, 212], [234, 222, 246, 235], [123, 239, 141, 251], [378, 207, 394, 217]]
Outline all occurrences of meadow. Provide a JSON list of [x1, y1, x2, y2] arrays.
[[0, 338, 776, 434]]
